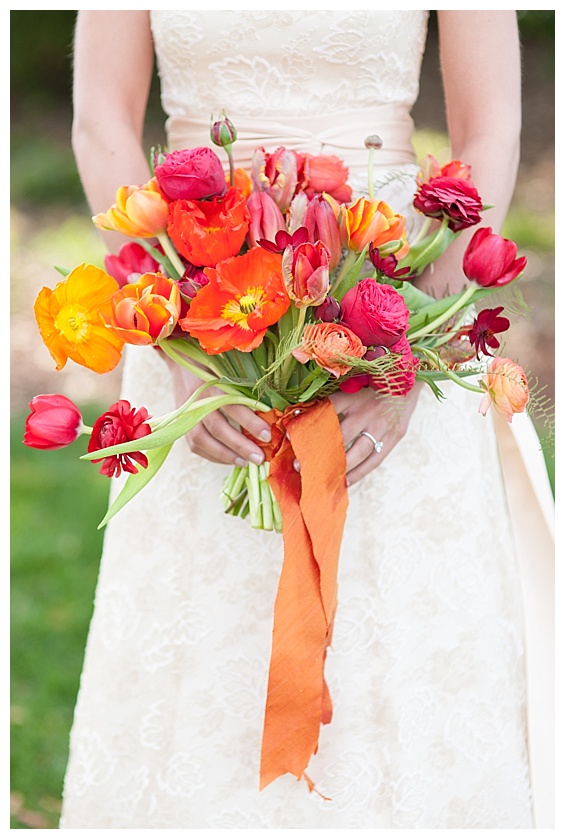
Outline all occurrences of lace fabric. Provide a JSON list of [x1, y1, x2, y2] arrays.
[[60, 10, 537, 828]]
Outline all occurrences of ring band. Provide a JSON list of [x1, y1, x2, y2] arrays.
[[360, 431, 384, 454]]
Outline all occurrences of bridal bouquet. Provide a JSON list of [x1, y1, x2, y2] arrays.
[[24, 114, 533, 791]]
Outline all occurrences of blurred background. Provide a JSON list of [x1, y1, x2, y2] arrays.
[[10, 11, 554, 829]]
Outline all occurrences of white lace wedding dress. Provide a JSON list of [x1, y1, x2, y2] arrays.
[[60, 11, 554, 829]]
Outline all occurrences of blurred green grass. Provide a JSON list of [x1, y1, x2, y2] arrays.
[[10, 410, 111, 829]]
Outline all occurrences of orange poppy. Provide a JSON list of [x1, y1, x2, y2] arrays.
[[168, 186, 250, 268], [179, 248, 289, 354], [34, 263, 124, 373], [103, 272, 182, 345]]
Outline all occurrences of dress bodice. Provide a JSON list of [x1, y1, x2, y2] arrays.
[[150, 11, 429, 178]]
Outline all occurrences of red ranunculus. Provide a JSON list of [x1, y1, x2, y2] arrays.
[[154, 147, 227, 201], [414, 176, 483, 232], [88, 400, 152, 478], [104, 242, 162, 287], [339, 278, 409, 348], [463, 227, 527, 287], [23, 394, 82, 450]]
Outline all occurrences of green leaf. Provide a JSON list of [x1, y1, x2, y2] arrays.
[[394, 281, 436, 313], [333, 247, 369, 301], [133, 237, 178, 279], [54, 265, 70, 277], [97, 443, 173, 529], [81, 393, 269, 460]]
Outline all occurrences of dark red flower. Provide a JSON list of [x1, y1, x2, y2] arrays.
[[23, 394, 82, 450], [258, 225, 309, 254], [369, 246, 415, 280], [87, 400, 152, 478], [414, 176, 483, 232], [467, 306, 510, 358]]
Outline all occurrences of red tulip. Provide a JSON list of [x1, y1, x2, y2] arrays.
[[23, 394, 82, 450], [104, 242, 162, 287], [463, 227, 527, 287], [282, 240, 331, 308]]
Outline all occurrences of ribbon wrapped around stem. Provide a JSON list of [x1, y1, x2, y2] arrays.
[[256, 398, 349, 790]]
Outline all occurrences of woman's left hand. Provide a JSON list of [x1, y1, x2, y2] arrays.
[[327, 383, 422, 486]]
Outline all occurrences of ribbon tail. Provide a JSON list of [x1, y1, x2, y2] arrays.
[[259, 399, 348, 790]]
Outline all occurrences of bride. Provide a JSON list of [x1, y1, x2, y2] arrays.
[[61, 10, 554, 828]]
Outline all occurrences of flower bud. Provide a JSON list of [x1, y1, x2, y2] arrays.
[[246, 191, 286, 248], [23, 394, 83, 450], [317, 295, 341, 322], [210, 113, 237, 148], [364, 135, 383, 150]]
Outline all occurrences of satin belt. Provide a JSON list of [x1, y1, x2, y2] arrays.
[[492, 412, 555, 829], [166, 104, 417, 175]]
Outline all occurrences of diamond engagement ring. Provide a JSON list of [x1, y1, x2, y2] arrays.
[[360, 431, 384, 454]]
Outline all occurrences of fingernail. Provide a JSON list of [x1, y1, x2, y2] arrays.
[[235, 457, 247, 468], [293, 459, 301, 472], [249, 452, 264, 465], [259, 429, 271, 442]]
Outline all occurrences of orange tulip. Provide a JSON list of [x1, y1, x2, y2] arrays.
[[230, 167, 252, 198], [34, 263, 124, 373], [104, 272, 182, 345], [179, 248, 289, 354], [478, 357, 529, 422], [339, 197, 407, 255], [93, 178, 169, 238], [168, 187, 250, 268]]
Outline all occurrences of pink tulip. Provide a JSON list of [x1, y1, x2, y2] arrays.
[[304, 194, 342, 271], [251, 146, 298, 213], [23, 394, 82, 450], [246, 191, 286, 248]]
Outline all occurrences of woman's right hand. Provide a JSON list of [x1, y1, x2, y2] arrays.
[[169, 363, 272, 468]]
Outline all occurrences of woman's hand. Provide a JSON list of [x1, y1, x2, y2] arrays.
[[328, 384, 422, 486], [169, 363, 272, 468]]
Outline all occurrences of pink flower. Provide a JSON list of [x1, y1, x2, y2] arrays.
[[292, 322, 366, 377], [246, 191, 286, 248], [339, 336, 418, 397], [478, 357, 529, 422], [414, 176, 483, 232], [251, 146, 298, 213], [339, 278, 409, 348], [154, 147, 227, 201], [304, 194, 342, 271], [282, 240, 331, 308], [463, 227, 527, 287], [23, 394, 82, 450], [104, 242, 162, 287], [87, 400, 152, 478]]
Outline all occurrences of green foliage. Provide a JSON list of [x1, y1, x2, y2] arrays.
[[10, 409, 110, 829]]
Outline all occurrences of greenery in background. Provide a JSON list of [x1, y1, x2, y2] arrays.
[[10, 410, 111, 829], [10, 8, 554, 829]]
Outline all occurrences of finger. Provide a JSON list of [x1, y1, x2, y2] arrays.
[[221, 403, 272, 443], [188, 411, 265, 465]]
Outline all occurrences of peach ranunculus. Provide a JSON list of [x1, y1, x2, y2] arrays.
[[478, 356, 529, 422], [103, 272, 182, 345], [339, 197, 408, 256], [93, 178, 169, 238], [168, 187, 250, 268], [292, 322, 366, 378], [34, 263, 124, 373], [179, 248, 290, 354]]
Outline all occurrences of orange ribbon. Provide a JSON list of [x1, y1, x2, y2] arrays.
[[257, 398, 349, 790]]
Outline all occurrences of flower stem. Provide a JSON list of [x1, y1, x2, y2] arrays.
[[408, 283, 477, 342], [156, 232, 186, 279], [367, 147, 375, 200], [418, 347, 484, 393], [331, 250, 357, 296]]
